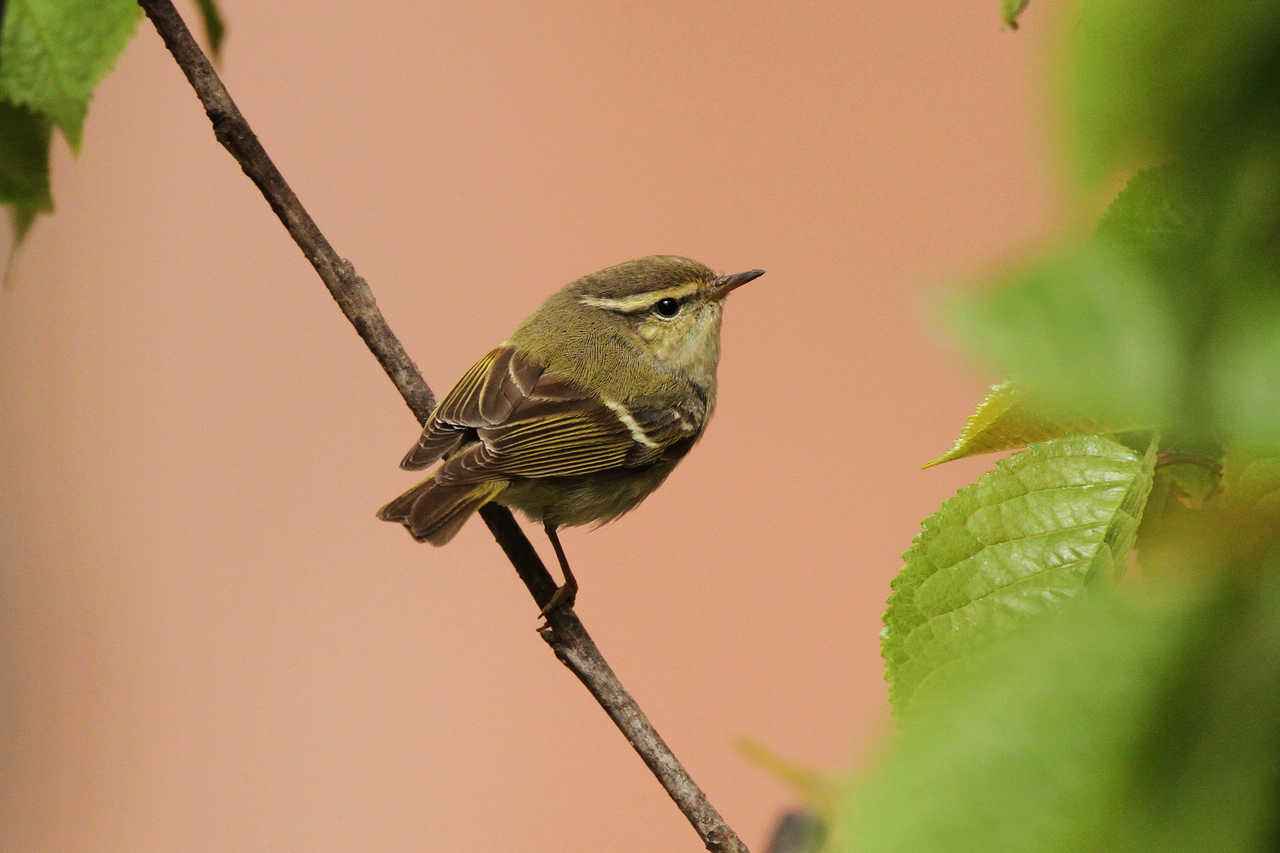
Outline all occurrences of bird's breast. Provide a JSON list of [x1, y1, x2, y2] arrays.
[[497, 459, 684, 528]]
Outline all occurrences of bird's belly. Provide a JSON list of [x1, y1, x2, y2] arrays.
[[497, 461, 679, 528]]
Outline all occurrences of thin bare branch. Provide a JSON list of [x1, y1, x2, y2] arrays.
[[135, 2, 748, 850]]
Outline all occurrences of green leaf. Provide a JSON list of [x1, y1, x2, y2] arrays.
[[1095, 165, 1209, 263], [1160, 461, 1220, 508], [924, 382, 1138, 467], [884, 435, 1157, 714], [1221, 450, 1280, 519], [0, 100, 51, 207], [839, 576, 1280, 852], [1063, 0, 1280, 183], [9, 201, 37, 242], [1000, 0, 1030, 30], [195, 0, 226, 60], [0, 99, 52, 240], [948, 242, 1186, 427], [1211, 293, 1280, 446], [0, 0, 141, 149]]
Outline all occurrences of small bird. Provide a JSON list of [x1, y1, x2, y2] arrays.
[[378, 255, 765, 612]]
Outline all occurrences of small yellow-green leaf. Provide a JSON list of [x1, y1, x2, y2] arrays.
[[1001, 0, 1030, 30], [737, 738, 838, 819], [924, 383, 1134, 468]]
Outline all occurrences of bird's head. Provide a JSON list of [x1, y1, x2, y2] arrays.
[[565, 255, 765, 376]]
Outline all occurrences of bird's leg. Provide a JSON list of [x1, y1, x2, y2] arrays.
[[539, 522, 579, 617]]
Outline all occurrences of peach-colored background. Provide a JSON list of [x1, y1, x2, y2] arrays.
[[1, 2, 1056, 850]]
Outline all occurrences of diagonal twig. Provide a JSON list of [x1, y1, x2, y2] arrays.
[[135, 2, 748, 850]]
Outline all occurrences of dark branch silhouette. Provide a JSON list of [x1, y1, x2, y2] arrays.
[[135, 2, 748, 850]]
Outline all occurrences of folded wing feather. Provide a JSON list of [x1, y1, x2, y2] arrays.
[[399, 345, 703, 483]]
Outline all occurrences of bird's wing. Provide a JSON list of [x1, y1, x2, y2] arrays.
[[400, 346, 545, 470], [400, 345, 703, 483]]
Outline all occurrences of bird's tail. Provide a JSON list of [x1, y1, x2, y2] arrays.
[[377, 478, 507, 545]]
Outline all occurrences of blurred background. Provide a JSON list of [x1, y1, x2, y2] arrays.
[[0, 1, 1057, 850]]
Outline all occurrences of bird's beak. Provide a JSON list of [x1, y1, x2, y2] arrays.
[[710, 268, 766, 299]]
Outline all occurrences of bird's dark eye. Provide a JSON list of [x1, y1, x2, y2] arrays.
[[653, 298, 681, 318]]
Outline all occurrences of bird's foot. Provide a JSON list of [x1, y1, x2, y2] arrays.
[[537, 581, 577, 620]]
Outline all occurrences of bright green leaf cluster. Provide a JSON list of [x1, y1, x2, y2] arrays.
[[0, 0, 226, 245], [0, 0, 141, 241], [0, 0, 142, 149]]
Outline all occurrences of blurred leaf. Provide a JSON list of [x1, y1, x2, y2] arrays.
[[1064, 0, 1280, 183], [0, 0, 141, 149], [9, 202, 37, 242], [925, 382, 1138, 467], [949, 242, 1185, 427], [1119, 573, 1280, 852], [1210, 294, 1280, 446], [1160, 461, 1220, 508], [738, 739, 838, 818], [884, 435, 1156, 713], [1095, 165, 1209, 262], [839, 577, 1280, 852], [1208, 141, 1280, 275], [1001, 0, 1030, 30], [0, 100, 52, 241], [1135, 455, 1280, 582], [765, 811, 825, 853], [1134, 446, 1228, 578], [1220, 449, 1280, 521], [195, 0, 226, 60]]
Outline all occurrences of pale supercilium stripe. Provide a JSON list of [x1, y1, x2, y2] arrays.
[[577, 282, 702, 313]]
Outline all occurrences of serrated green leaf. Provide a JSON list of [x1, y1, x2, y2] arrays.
[[0, 99, 52, 242], [838, 576, 1280, 852], [925, 382, 1137, 467], [0, 0, 141, 149], [948, 242, 1185, 427], [1000, 0, 1030, 30], [884, 435, 1157, 714], [195, 0, 226, 60]]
